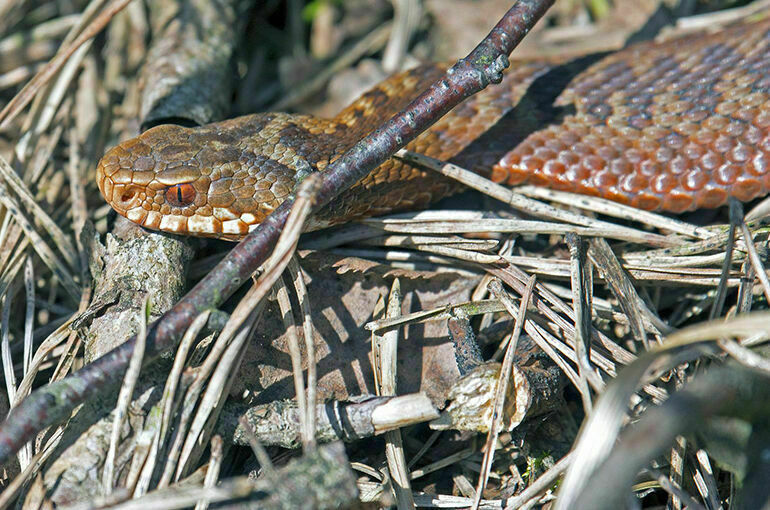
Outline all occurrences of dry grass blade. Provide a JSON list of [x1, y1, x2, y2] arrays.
[[1, 280, 18, 406], [718, 337, 770, 374], [374, 278, 415, 509], [272, 22, 392, 110], [66, 128, 89, 256], [504, 452, 572, 509], [0, 241, 28, 305], [173, 175, 320, 479], [668, 436, 686, 510], [0, 0, 134, 129], [693, 450, 721, 510], [709, 203, 739, 320], [740, 220, 770, 304], [161, 305, 263, 478], [410, 447, 475, 481], [0, 155, 79, 270], [160, 311, 211, 442], [175, 320, 256, 481], [382, 0, 420, 71], [0, 427, 65, 510], [103, 296, 150, 494], [364, 216, 671, 245], [555, 311, 770, 509], [587, 238, 667, 346], [132, 311, 211, 496], [412, 493, 504, 508], [194, 436, 223, 510], [647, 468, 706, 510], [566, 234, 601, 409], [288, 256, 317, 450], [514, 185, 712, 240], [474, 276, 535, 509], [394, 149, 679, 246], [22, 257, 33, 375], [274, 276, 310, 446], [366, 298, 507, 333], [12, 317, 73, 407], [0, 177, 79, 300]]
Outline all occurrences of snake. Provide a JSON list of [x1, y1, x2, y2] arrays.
[[96, 18, 770, 241]]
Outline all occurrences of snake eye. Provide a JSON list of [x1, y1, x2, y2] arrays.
[[165, 183, 196, 207]]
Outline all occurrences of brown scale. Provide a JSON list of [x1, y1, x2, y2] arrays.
[[97, 18, 770, 240]]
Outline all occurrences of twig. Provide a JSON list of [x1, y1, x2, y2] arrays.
[[232, 393, 438, 449]]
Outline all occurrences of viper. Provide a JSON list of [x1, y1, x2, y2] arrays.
[[97, 18, 770, 240]]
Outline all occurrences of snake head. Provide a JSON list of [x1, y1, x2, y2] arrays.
[[96, 116, 314, 240]]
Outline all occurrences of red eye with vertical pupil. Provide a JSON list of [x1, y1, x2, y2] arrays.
[[165, 183, 196, 207]]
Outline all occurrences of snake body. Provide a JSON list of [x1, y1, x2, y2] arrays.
[[97, 19, 770, 240]]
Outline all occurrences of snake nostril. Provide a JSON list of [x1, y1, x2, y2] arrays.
[[116, 185, 141, 207]]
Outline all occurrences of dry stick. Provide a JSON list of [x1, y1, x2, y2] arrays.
[[233, 393, 438, 448], [0, 0, 556, 464], [237, 416, 277, 479]]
